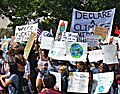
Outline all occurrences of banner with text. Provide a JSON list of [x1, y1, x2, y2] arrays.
[[67, 72, 89, 93], [70, 8, 115, 43], [15, 23, 38, 42]]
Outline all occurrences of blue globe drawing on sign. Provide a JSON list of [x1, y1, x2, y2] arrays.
[[98, 86, 104, 92], [70, 43, 83, 59]]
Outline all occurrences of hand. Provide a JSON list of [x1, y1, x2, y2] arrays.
[[0, 76, 2, 80], [1, 60, 5, 65]]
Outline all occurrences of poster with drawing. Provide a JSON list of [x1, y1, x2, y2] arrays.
[[66, 42, 87, 62], [94, 26, 108, 40], [93, 72, 114, 94], [55, 20, 68, 41], [48, 41, 66, 60], [101, 45, 118, 64], [15, 23, 38, 42], [40, 37, 54, 50], [67, 72, 89, 93], [88, 50, 103, 62], [50, 71, 61, 91]]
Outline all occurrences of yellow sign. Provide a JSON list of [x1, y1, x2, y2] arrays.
[[24, 32, 37, 60]]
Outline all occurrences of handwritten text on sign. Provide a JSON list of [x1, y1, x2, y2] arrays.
[[15, 23, 38, 42]]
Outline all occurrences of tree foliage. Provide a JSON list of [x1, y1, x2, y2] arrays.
[[0, 0, 120, 35]]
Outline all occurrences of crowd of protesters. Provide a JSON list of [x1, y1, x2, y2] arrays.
[[0, 35, 119, 94]]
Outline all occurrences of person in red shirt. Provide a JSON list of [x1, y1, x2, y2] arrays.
[[39, 74, 64, 94]]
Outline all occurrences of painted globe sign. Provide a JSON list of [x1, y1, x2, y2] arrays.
[[70, 43, 83, 59]]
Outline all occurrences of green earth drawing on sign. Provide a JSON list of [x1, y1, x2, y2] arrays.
[[59, 22, 65, 32], [70, 43, 83, 59]]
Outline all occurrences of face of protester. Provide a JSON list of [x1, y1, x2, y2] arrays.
[[100, 63, 104, 73], [41, 50, 47, 60], [76, 62, 85, 72]]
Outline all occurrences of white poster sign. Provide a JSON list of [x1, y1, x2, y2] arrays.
[[67, 72, 89, 93], [61, 32, 79, 42], [50, 71, 61, 91], [15, 23, 38, 42], [102, 45, 118, 64], [66, 42, 87, 62], [112, 37, 120, 50], [84, 35, 100, 47], [93, 72, 114, 94], [70, 8, 115, 43], [48, 41, 66, 60], [88, 50, 103, 62], [40, 37, 54, 50], [55, 20, 68, 41]]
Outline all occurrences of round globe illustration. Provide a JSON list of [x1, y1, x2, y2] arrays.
[[70, 43, 83, 59], [98, 86, 104, 92]]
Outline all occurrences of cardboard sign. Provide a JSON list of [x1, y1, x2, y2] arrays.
[[15, 23, 38, 42], [70, 8, 115, 43], [24, 32, 37, 60], [93, 72, 114, 93], [94, 26, 108, 40], [55, 20, 68, 41], [67, 72, 89, 93]]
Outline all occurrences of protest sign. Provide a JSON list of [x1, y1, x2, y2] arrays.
[[61, 32, 79, 42], [67, 72, 89, 93], [38, 30, 53, 42], [84, 35, 100, 47], [66, 42, 87, 62], [50, 71, 61, 91], [112, 37, 120, 50], [55, 20, 68, 41], [101, 45, 118, 64], [2, 40, 9, 62], [118, 51, 120, 59], [24, 32, 37, 60], [40, 37, 54, 50], [15, 23, 38, 42], [48, 41, 66, 60], [88, 50, 103, 62], [94, 26, 108, 40], [93, 72, 114, 93], [70, 8, 115, 43]]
